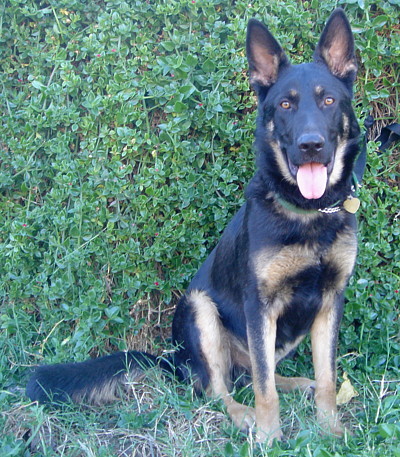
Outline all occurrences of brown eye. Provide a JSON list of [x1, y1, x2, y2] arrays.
[[325, 97, 335, 105], [280, 101, 291, 109]]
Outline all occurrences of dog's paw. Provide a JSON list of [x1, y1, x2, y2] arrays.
[[256, 426, 283, 445], [317, 410, 345, 437], [328, 420, 345, 437], [305, 381, 316, 399], [275, 374, 316, 395], [227, 402, 256, 432]]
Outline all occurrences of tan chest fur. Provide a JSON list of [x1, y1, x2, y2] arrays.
[[253, 228, 358, 312]]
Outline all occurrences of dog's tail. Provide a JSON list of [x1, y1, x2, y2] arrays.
[[26, 351, 173, 405]]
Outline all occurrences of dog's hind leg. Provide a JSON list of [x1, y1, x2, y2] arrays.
[[274, 339, 316, 394], [275, 373, 316, 394], [189, 290, 256, 431]]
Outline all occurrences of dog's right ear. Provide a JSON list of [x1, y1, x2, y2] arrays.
[[246, 19, 290, 94]]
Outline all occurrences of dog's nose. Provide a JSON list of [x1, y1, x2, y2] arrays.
[[297, 133, 325, 154]]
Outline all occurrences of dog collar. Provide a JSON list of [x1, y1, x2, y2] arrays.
[[274, 194, 360, 215], [274, 170, 362, 215], [274, 195, 342, 215]]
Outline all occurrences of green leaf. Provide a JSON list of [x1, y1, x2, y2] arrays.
[[31, 80, 45, 90], [173, 101, 188, 113], [105, 306, 120, 318], [371, 15, 388, 28], [378, 423, 397, 439], [161, 41, 175, 52], [178, 84, 197, 98], [185, 54, 198, 67], [239, 442, 249, 457], [202, 59, 216, 72], [224, 442, 234, 457]]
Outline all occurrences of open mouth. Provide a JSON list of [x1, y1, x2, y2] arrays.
[[288, 159, 334, 200]]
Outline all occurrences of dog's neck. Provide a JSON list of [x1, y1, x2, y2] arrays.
[[273, 171, 361, 215]]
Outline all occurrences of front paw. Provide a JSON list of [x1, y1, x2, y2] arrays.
[[327, 418, 345, 437], [317, 409, 345, 437], [256, 426, 283, 444]]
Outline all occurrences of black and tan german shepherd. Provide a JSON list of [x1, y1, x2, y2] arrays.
[[27, 9, 362, 443]]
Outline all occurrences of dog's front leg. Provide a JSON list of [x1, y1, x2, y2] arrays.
[[311, 299, 344, 436], [247, 309, 282, 444]]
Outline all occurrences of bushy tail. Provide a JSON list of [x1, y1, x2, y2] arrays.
[[26, 351, 172, 405]]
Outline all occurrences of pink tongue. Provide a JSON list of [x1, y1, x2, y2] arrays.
[[296, 162, 327, 200]]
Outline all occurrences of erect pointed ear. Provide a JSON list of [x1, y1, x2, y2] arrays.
[[246, 19, 290, 93], [313, 9, 357, 84]]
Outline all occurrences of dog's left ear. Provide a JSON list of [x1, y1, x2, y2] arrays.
[[313, 9, 357, 85]]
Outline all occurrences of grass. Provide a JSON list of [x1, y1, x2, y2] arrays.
[[0, 0, 399, 456]]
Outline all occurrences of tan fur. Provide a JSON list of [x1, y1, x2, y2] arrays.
[[254, 385, 281, 443], [325, 229, 357, 290], [265, 123, 300, 193], [248, 312, 282, 442], [268, 112, 352, 193], [190, 290, 231, 396], [254, 243, 318, 297], [190, 290, 257, 431], [72, 378, 120, 405], [71, 360, 145, 405], [275, 335, 306, 364], [230, 335, 251, 370], [270, 140, 298, 186], [311, 307, 344, 436], [249, 48, 281, 86], [267, 120, 275, 133], [328, 113, 350, 187], [310, 228, 356, 434], [322, 45, 357, 79], [250, 227, 356, 440], [275, 373, 315, 392]]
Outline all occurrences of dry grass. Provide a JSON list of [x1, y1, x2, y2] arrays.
[[5, 373, 234, 457], [4, 372, 370, 457]]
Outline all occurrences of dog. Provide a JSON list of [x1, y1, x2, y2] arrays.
[[27, 9, 362, 444]]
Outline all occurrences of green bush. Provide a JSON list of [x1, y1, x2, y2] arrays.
[[0, 1, 399, 455]]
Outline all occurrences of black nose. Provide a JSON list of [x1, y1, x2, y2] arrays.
[[297, 133, 325, 154]]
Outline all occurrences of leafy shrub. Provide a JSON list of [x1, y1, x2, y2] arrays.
[[0, 0, 399, 454]]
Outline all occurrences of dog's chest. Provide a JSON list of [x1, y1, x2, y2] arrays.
[[251, 229, 357, 352], [253, 228, 357, 305]]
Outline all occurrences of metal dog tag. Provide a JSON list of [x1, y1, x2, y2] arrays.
[[343, 197, 360, 213]]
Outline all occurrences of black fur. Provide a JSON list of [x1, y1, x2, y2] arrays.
[[26, 351, 159, 404]]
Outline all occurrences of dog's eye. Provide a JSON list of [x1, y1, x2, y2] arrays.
[[324, 97, 335, 105], [280, 101, 291, 109]]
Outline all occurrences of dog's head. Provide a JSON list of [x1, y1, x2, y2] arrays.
[[247, 9, 360, 207]]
